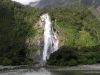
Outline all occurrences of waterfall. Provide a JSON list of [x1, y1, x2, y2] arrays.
[[40, 13, 59, 63]]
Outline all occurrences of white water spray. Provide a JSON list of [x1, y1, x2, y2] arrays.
[[40, 13, 59, 62]]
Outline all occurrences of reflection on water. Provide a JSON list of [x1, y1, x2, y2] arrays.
[[22, 68, 52, 75], [0, 68, 100, 75]]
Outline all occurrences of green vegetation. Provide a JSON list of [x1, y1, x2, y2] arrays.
[[47, 45, 100, 66], [0, 0, 39, 65], [0, 0, 100, 66], [48, 6, 100, 47], [47, 6, 100, 66]]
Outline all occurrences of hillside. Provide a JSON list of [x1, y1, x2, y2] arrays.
[[34, 0, 80, 8], [0, 0, 40, 65], [29, 0, 100, 8], [46, 6, 100, 65], [0, 0, 100, 66]]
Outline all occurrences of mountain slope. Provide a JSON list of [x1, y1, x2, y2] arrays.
[[29, 0, 100, 8], [0, 0, 39, 65], [0, 0, 100, 66], [81, 0, 100, 7], [31, 0, 80, 8]]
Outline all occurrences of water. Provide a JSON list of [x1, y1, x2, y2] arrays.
[[0, 68, 100, 75], [40, 13, 59, 62]]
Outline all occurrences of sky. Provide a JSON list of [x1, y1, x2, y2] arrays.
[[12, 0, 40, 5]]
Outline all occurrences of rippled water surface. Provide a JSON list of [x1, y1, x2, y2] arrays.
[[0, 68, 100, 75]]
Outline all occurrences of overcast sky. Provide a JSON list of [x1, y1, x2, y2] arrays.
[[12, 0, 40, 5]]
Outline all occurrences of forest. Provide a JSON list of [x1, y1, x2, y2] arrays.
[[0, 0, 100, 66]]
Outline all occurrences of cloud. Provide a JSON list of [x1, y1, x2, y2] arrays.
[[12, 0, 40, 5]]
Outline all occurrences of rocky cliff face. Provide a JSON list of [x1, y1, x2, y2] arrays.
[[26, 20, 43, 63], [30, 0, 80, 8], [81, 0, 100, 7], [39, 0, 81, 8], [29, 0, 100, 8]]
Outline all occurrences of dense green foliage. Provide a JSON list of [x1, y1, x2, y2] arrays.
[[48, 6, 100, 47], [46, 6, 100, 66], [0, 0, 100, 66], [0, 0, 39, 65], [48, 45, 100, 66]]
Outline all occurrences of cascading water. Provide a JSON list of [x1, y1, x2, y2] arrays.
[[40, 13, 59, 64]]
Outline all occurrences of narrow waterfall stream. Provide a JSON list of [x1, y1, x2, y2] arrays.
[[40, 13, 59, 64]]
